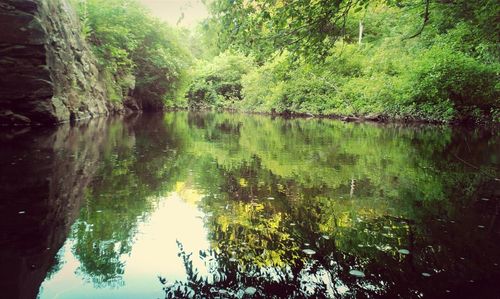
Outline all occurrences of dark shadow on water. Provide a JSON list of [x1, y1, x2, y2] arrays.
[[0, 118, 113, 299]]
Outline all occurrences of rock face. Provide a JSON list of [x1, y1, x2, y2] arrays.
[[0, 0, 121, 125]]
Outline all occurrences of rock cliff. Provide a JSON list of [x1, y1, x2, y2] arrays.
[[0, 0, 122, 125]]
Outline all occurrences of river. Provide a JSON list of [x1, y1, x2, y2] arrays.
[[0, 112, 498, 298]]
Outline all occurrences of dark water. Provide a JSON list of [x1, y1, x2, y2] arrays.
[[0, 112, 499, 299]]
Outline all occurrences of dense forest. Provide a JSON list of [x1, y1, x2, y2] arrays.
[[75, 0, 499, 124]]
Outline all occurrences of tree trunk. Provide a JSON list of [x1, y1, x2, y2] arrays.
[[358, 21, 364, 45]]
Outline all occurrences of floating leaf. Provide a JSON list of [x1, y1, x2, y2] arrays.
[[302, 249, 316, 255], [422, 272, 431, 277], [398, 249, 410, 255], [239, 178, 248, 187], [18, 211, 26, 215], [244, 286, 257, 295], [349, 269, 365, 278]]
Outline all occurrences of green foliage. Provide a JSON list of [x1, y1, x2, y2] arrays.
[[240, 53, 290, 112], [209, 0, 399, 60], [190, 0, 500, 123], [131, 26, 191, 109], [186, 51, 255, 109], [70, 0, 500, 122], [409, 46, 499, 120], [240, 44, 404, 117], [71, 0, 499, 122], [185, 20, 222, 60], [75, 0, 191, 108], [221, 36, 498, 122]]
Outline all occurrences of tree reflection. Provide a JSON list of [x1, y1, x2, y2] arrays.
[[69, 114, 192, 287], [39, 112, 498, 296], [163, 184, 499, 298], [158, 113, 499, 298], [161, 209, 415, 298]]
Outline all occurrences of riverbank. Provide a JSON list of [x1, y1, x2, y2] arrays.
[[183, 107, 500, 128]]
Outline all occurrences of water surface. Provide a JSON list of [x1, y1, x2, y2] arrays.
[[0, 112, 498, 298]]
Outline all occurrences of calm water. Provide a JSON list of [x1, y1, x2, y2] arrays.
[[0, 112, 499, 299]]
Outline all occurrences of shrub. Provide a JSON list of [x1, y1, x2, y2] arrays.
[[409, 46, 499, 120], [186, 52, 255, 109]]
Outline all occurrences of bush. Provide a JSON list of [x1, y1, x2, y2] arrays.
[[240, 54, 288, 112], [186, 52, 255, 109], [241, 45, 408, 117], [409, 46, 499, 120], [241, 53, 343, 114]]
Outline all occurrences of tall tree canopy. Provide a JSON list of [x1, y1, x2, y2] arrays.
[[209, 0, 499, 60]]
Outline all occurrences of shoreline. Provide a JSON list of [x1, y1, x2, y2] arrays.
[[177, 108, 500, 128], [1, 107, 498, 128]]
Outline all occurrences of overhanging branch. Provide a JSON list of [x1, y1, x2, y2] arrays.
[[404, 0, 430, 39]]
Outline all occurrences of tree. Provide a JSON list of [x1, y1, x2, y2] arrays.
[[209, 0, 402, 60], [209, 0, 499, 60], [76, 0, 191, 107]]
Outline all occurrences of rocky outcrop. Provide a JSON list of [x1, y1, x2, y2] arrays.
[[0, 0, 122, 125]]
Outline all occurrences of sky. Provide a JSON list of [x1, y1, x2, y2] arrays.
[[138, 0, 208, 27]]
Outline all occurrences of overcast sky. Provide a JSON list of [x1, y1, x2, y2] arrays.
[[138, 0, 208, 27]]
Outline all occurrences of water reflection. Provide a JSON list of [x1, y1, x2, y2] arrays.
[[0, 112, 498, 298], [0, 118, 115, 299], [161, 113, 500, 298], [39, 192, 209, 298]]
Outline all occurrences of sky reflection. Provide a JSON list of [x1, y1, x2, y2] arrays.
[[39, 191, 209, 299]]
